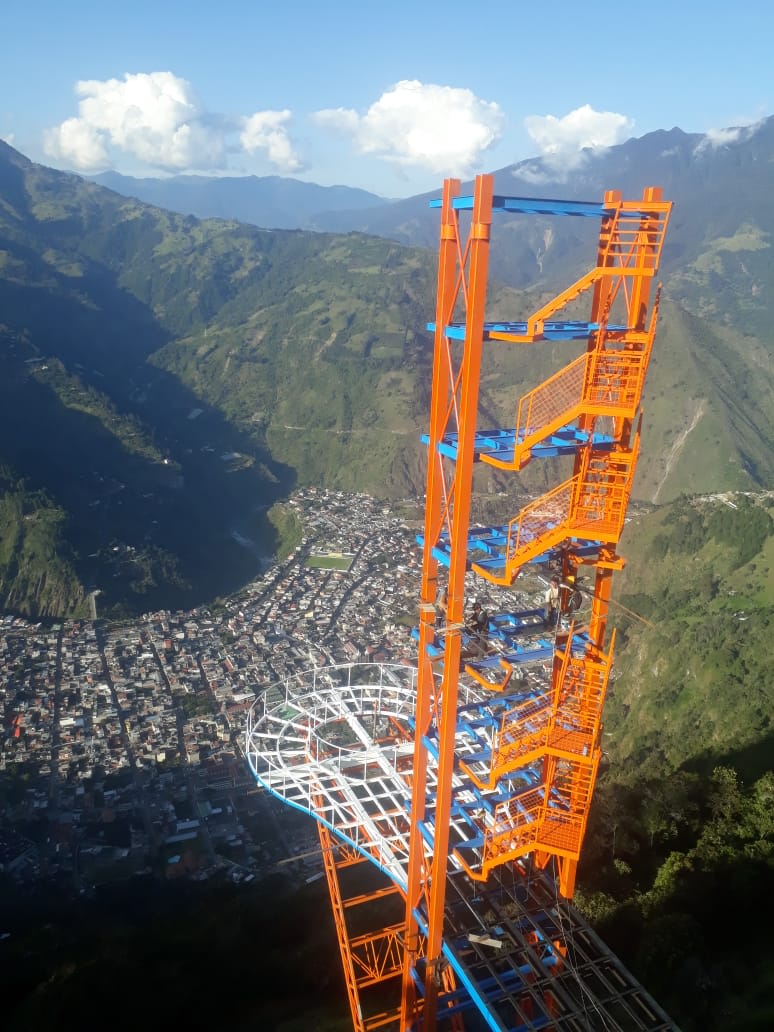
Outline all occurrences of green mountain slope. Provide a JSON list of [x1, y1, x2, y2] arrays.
[[633, 302, 774, 500], [150, 231, 434, 494], [0, 470, 85, 617], [1, 137, 773, 615], [0, 141, 437, 615], [608, 492, 774, 775], [567, 492, 774, 1029]]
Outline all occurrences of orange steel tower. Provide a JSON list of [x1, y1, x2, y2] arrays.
[[246, 174, 674, 1032], [403, 174, 671, 1028]]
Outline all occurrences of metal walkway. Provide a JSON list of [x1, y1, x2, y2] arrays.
[[245, 175, 675, 1031], [246, 662, 677, 1031]]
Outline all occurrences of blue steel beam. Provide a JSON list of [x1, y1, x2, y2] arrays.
[[429, 193, 664, 221], [410, 621, 588, 666], [429, 195, 613, 217], [427, 320, 630, 340], [417, 529, 603, 569]]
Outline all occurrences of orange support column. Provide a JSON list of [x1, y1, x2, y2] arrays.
[[401, 174, 494, 1029], [401, 176, 461, 1028]]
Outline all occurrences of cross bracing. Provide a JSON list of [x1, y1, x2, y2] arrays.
[[245, 175, 676, 1031]]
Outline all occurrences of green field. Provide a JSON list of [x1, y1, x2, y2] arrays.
[[304, 553, 354, 571]]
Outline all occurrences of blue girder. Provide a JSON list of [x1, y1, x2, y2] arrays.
[[429, 193, 661, 221], [411, 612, 589, 670], [410, 630, 555, 664], [429, 194, 614, 217], [421, 426, 615, 463], [427, 320, 630, 341]]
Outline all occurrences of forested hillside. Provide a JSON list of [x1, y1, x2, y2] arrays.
[[0, 141, 435, 615], [1, 133, 773, 616], [610, 492, 773, 771], [0, 469, 85, 617], [570, 492, 774, 1029]]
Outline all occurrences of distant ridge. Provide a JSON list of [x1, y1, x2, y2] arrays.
[[309, 117, 774, 284], [88, 170, 389, 230], [83, 115, 774, 298]]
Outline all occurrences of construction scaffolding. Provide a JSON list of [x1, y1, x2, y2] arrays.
[[246, 174, 675, 1031]]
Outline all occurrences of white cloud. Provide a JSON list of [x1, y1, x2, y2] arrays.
[[524, 104, 634, 169], [694, 119, 763, 155], [44, 72, 220, 171], [314, 80, 504, 177], [45, 116, 109, 169], [1, 131, 15, 145], [511, 162, 555, 186], [314, 107, 359, 134], [241, 110, 303, 173], [703, 126, 743, 148], [43, 71, 302, 175]]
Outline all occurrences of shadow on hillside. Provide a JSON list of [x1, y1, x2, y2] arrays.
[[0, 244, 296, 614], [1, 874, 348, 1032], [681, 730, 774, 784], [594, 844, 774, 1032]]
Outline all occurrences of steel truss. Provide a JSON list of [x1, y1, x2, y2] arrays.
[[246, 666, 676, 1030], [245, 174, 676, 1031]]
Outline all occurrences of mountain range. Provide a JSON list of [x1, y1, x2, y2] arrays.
[[89, 170, 387, 231], [0, 115, 773, 616], [91, 117, 774, 318]]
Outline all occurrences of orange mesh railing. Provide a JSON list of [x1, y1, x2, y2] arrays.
[[586, 349, 647, 416], [505, 354, 589, 469], [536, 757, 597, 856], [470, 478, 576, 581], [485, 786, 544, 861], [456, 628, 615, 879], [510, 478, 575, 559], [474, 443, 641, 585], [572, 446, 638, 540], [553, 659, 608, 739], [460, 690, 554, 790], [481, 344, 648, 473], [463, 753, 602, 878]]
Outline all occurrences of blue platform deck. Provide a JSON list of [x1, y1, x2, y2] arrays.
[[430, 195, 613, 217], [417, 528, 602, 573], [422, 425, 614, 464], [412, 609, 589, 671], [429, 193, 663, 221]]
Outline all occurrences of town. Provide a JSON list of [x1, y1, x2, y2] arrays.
[[0, 487, 543, 894]]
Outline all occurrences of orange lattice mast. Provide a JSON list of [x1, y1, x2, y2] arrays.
[[244, 174, 673, 1032], [403, 175, 671, 1022]]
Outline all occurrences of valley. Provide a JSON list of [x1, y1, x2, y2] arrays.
[[0, 123, 773, 1030]]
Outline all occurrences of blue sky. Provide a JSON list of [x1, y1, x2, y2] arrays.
[[1, 0, 772, 197]]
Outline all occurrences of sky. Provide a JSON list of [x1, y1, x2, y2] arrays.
[[1, 0, 772, 198]]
